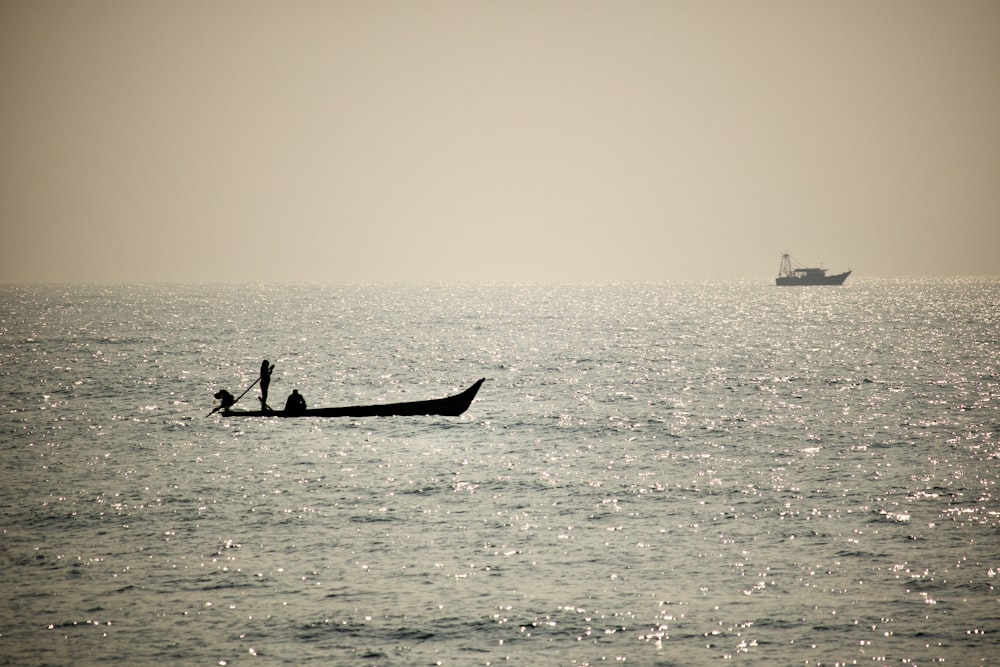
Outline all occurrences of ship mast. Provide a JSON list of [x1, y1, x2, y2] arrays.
[[779, 252, 793, 277]]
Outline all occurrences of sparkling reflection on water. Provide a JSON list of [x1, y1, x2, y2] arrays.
[[1, 280, 998, 665]]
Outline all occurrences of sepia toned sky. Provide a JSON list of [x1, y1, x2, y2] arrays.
[[2, 0, 998, 283]]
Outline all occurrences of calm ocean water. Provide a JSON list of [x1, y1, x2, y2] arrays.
[[1, 280, 998, 666]]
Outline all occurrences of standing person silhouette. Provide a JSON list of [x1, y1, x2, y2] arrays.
[[259, 359, 275, 412]]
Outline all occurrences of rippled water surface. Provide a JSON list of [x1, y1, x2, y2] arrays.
[[1, 280, 998, 665]]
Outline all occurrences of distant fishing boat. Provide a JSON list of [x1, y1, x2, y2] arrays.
[[776, 252, 851, 286], [220, 378, 485, 418]]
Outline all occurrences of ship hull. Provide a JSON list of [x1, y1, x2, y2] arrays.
[[776, 270, 852, 286]]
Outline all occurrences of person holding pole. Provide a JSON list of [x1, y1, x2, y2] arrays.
[[259, 359, 275, 412]]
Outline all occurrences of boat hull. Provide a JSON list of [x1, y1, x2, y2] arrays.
[[776, 270, 852, 286], [221, 379, 485, 418]]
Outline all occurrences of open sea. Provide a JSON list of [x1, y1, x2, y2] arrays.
[[1, 279, 998, 666]]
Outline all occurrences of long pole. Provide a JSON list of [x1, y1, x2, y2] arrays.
[[207, 376, 261, 416]]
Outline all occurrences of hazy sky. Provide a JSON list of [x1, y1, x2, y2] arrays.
[[2, 1, 998, 283]]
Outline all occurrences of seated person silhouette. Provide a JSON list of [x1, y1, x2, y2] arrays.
[[284, 389, 307, 415]]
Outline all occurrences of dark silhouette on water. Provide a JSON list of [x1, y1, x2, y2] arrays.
[[259, 359, 275, 411], [206, 389, 236, 416], [214, 389, 235, 409], [206, 376, 263, 416], [775, 252, 851, 285], [284, 389, 307, 416], [221, 378, 485, 418]]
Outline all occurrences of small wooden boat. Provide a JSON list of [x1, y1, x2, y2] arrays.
[[221, 378, 485, 418]]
